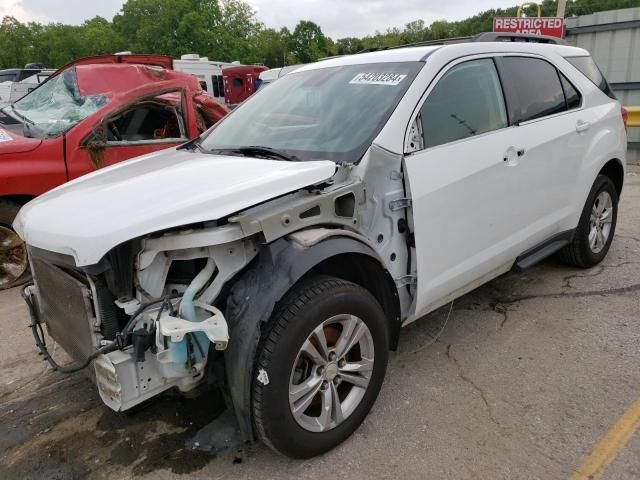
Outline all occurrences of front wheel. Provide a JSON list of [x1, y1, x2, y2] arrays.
[[252, 275, 389, 458], [0, 200, 30, 289]]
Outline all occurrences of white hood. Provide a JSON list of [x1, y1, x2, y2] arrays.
[[14, 148, 336, 266]]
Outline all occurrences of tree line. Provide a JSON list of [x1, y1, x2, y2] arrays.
[[0, 0, 638, 70]]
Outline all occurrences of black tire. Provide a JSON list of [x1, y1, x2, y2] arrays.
[[0, 200, 31, 290], [559, 175, 618, 268], [252, 275, 389, 458]]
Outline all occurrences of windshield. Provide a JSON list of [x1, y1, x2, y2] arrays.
[[200, 62, 422, 162], [12, 67, 108, 138]]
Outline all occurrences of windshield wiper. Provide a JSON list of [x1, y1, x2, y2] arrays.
[[1, 105, 36, 138], [178, 136, 207, 153], [197, 145, 300, 162], [230, 146, 300, 162], [8, 105, 34, 125]]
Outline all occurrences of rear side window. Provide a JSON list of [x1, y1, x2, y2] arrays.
[[420, 58, 508, 148], [560, 74, 581, 110], [0, 73, 17, 83], [565, 56, 616, 100], [499, 57, 566, 124]]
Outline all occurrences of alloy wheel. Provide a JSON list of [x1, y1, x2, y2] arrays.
[[288, 314, 375, 433], [589, 191, 613, 254]]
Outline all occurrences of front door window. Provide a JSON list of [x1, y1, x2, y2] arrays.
[[104, 91, 186, 143], [418, 58, 508, 149]]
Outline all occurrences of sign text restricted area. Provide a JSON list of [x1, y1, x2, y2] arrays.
[[493, 17, 564, 38]]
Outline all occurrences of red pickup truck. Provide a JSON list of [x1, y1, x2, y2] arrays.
[[0, 54, 229, 288]]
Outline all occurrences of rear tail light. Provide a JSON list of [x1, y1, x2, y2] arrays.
[[621, 106, 628, 129]]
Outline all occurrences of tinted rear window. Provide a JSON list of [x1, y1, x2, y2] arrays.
[[0, 73, 17, 83], [565, 56, 616, 100], [500, 57, 567, 124]]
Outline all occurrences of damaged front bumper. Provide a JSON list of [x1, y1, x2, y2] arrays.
[[22, 274, 230, 413], [22, 223, 260, 451], [23, 279, 245, 453], [95, 302, 229, 412]]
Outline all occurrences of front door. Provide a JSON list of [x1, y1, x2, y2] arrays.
[[65, 88, 191, 180], [403, 57, 532, 317]]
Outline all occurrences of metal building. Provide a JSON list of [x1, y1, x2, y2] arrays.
[[565, 7, 640, 162]]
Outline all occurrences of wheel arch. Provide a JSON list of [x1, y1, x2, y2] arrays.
[[598, 158, 624, 198], [222, 232, 400, 441], [311, 252, 401, 346], [0, 195, 35, 207]]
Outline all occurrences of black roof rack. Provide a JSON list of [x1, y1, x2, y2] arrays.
[[357, 31, 566, 53], [357, 36, 472, 53]]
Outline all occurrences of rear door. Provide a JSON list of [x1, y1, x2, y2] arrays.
[[495, 55, 587, 235]]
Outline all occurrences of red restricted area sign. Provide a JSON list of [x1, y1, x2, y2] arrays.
[[493, 17, 564, 38]]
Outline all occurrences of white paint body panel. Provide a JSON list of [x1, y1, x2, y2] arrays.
[[400, 50, 626, 320], [14, 149, 335, 266]]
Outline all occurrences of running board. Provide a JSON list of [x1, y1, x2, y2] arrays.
[[513, 230, 574, 271]]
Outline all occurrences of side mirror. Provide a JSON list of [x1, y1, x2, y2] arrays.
[[81, 123, 108, 169], [81, 123, 108, 148]]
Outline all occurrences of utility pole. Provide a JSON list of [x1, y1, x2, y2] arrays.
[[557, 0, 567, 18]]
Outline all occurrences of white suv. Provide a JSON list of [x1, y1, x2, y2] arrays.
[[15, 38, 627, 458]]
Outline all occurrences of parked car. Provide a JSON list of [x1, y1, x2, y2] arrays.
[[256, 64, 306, 90], [15, 38, 626, 458], [0, 64, 47, 84], [0, 68, 55, 104], [0, 54, 229, 288]]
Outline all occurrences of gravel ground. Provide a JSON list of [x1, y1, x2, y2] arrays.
[[1, 165, 639, 480]]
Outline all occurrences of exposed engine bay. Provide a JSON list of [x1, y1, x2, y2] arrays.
[[24, 225, 258, 412]]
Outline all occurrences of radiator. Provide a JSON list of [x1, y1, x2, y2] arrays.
[[31, 258, 97, 363]]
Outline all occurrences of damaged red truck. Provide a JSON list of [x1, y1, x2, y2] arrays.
[[0, 54, 229, 288]]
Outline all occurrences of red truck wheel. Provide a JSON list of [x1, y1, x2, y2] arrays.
[[0, 201, 30, 290]]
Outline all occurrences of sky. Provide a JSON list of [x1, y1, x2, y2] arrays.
[[0, 0, 522, 38]]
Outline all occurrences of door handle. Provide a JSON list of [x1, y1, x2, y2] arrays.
[[503, 146, 525, 164], [576, 120, 591, 133]]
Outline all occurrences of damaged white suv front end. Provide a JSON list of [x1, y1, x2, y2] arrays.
[[14, 55, 422, 458], [15, 149, 339, 411]]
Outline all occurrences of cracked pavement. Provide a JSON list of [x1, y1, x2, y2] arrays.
[[1, 165, 639, 479]]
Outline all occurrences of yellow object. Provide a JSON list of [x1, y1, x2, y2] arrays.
[[517, 2, 542, 18], [626, 106, 640, 128], [568, 396, 640, 480]]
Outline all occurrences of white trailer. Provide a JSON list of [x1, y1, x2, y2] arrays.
[[174, 54, 234, 106], [0, 70, 53, 104]]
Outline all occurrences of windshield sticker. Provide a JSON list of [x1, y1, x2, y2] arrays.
[[0, 129, 12, 142], [349, 72, 407, 86]]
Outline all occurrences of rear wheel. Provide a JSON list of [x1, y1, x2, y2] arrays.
[[0, 200, 30, 290], [252, 275, 389, 458], [560, 175, 618, 268]]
